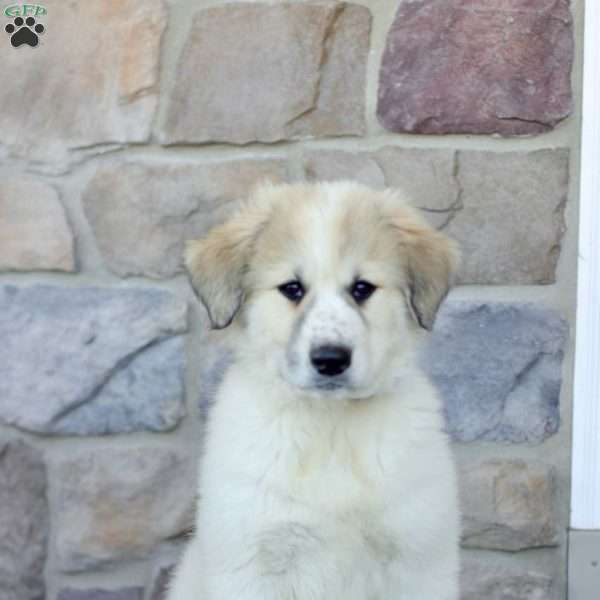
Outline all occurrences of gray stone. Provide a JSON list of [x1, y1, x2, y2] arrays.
[[161, 2, 370, 144], [378, 0, 573, 135], [461, 560, 553, 599], [201, 304, 568, 447], [422, 301, 568, 443], [0, 441, 48, 600], [148, 542, 185, 600], [0, 177, 75, 271], [0, 0, 166, 171], [451, 150, 569, 284], [52, 447, 196, 572], [198, 342, 234, 417], [0, 285, 187, 435], [57, 588, 144, 600], [199, 304, 567, 446], [149, 564, 175, 600], [83, 159, 288, 278], [460, 460, 559, 551], [303, 148, 568, 282], [569, 530, 600, 599]]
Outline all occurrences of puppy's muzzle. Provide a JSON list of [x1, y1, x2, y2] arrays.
[[310, 345, 352, 377]]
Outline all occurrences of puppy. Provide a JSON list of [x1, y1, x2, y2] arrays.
[[168, 181, 460, 600]]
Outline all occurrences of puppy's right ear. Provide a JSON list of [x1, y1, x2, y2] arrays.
[[184, 201, 270, 329]]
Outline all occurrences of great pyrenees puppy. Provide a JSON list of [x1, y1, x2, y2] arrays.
[[168, 181, 460, 600]]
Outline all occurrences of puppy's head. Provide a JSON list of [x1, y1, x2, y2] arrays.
[[185, 182, 458, 400]]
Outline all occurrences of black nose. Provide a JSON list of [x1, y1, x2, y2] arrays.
[[310, 345, 352, 377]]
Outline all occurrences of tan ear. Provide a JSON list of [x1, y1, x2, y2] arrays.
[[390, 206, 460, 330], [184, 200, 271, 329]]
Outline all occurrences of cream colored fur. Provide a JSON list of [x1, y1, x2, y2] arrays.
[[168, 182, 460, 600]]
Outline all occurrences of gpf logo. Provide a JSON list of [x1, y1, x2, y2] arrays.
[[4, 4, 46, 47]]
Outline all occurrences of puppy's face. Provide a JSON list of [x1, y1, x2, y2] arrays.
[[186, 182, 458, 401], [241, 189, 415, 400]]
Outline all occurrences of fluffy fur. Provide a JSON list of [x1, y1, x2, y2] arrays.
[[168, 182, 461, 600]]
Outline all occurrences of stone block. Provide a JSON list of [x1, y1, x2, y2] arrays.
[[0, 285, 187, 435], [378, 0, 573, 135], [160, 2, 370, 143]]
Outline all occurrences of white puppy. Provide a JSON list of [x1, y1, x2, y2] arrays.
[[168, 181, 460, 600]]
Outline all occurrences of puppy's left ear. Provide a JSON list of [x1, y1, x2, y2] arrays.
[[390, 206, 460, 331], [184, 200, 270, 329]]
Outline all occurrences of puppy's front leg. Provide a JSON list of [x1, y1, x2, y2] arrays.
[[166, 540, 269, 600], [167, 522, 342, 600]]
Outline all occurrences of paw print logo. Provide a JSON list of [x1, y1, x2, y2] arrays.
[[5, 16, 45, 47]]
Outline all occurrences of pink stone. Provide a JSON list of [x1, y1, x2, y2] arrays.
[[377, 0, 573, 135]]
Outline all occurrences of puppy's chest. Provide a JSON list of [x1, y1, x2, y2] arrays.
[[254, 430, 400, 586], [262, 422, 387, 514]]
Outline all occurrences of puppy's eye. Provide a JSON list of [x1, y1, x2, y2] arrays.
[[350, 280, 376, 304], [278, 280, 305, 303]]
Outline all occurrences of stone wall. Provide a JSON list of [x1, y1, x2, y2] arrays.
[[0, 1, 582, 599]]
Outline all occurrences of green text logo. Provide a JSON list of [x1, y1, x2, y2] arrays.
[[4, 4, 46, 17]]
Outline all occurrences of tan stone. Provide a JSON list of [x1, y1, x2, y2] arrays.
[[0, 0, 166, 170], [302, 148, 460, 229], [460, 459, 559, 551], [82, 159, 288, 278], [461, 560, 553, 600], [451, 150, 568, 284], [303, 150, 385, 188], [52, 447, 195, 572], [0, 177, 75, 271], [302, 148, 568, 283], [161, 2, 370, 144], [374, 147, 458, 216]]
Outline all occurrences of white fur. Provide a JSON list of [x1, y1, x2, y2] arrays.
[[169, 183, 460, 600]]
